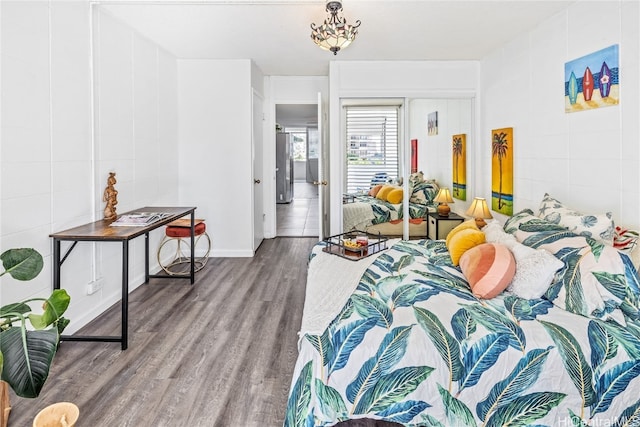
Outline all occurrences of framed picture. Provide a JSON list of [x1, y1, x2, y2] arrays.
[[410, 139, 418, 174], [427, 111, 438, 136], [565, 44, 619, 113], [452, 134, 466, 201], [491, 127, 513, 216]]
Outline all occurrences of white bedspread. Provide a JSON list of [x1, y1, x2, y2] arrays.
[[299, 239, 400, 343], [342, 201, 376, 231]]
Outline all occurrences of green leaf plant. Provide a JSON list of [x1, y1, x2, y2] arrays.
[[0, 248, 70, 398]]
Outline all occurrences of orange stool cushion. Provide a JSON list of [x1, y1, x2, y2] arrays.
[[166, 222, 206, 238]]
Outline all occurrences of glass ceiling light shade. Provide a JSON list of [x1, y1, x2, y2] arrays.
[[465, 197, 493, 228], [310, 1, 361, 55], [434, 188, 454, 217]]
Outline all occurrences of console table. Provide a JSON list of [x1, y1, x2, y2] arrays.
[[50, 206, 197, 350]]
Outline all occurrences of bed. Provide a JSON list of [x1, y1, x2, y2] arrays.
[[286, 198, 640, 427], [343, 177, 439, 237]]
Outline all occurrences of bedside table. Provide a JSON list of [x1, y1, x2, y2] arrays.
[[427, 212, 464, 240]]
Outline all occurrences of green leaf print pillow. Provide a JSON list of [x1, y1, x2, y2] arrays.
[[504, 209, 640, 323], [537, 193, 615, 245]]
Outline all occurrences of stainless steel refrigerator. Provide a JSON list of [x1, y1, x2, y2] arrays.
[[276, 133, 293, 203]]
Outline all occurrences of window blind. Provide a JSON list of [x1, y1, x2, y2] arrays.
[[345, 106, 399, 193]]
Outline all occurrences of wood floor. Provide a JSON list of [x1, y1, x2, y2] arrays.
[[8, 237, 317, 427]]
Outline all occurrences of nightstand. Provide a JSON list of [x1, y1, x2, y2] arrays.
[[427, 212, 464, 240]]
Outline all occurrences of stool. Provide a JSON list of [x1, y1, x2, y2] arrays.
[[157, 219, 211, 276]]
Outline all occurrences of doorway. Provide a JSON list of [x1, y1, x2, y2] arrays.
[[275, 104, 319, 237]]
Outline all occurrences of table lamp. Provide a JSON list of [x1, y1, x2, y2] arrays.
[[466, 197, 493, 228], [434, 188, 454, 217]]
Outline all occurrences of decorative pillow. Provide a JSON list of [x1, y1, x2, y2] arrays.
[[368, 184, 383, 197], [507, 246, 564, 300], [614, 226, 639, 254], [408, 171, 424, 187], [484, 219, 563, 299], [375, 185, 395, 201], [386, 188, 404, 204], [459, 243, 516, 299], [483, 220, 517, 246], [447, 227, 486, 266], [446, 219, 481, 247], [410, 180, 439, 206], [537, 193, 615, 245], [504, 209, 640, 322]]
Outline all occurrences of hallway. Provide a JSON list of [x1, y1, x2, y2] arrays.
[[276, 181, 319, 237]]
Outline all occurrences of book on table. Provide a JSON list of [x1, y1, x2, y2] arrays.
[[110, 212, 171, 227]]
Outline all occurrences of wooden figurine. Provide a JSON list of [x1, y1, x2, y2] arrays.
[[103, 172, 118, 221]]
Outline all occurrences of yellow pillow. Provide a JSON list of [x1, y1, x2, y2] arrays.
[[376, 185, 395, 201], [446, 219, 480, 247], [446, 228, 486, 266], [386, 188, 404, 204]]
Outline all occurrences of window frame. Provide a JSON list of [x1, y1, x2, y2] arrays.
[[342, 101, 404, 194]]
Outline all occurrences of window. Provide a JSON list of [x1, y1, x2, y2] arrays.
[[345, 106, 399, 193], [285, 127, 307, 161]]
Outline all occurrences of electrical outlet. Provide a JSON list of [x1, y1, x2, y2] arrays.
[[87, 278, 104, 295]]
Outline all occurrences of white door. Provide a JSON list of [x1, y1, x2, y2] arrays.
[[252, 90, 264, 251], [317, 92, 329, 239]]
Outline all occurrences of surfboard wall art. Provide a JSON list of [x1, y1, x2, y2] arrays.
[[564, 44, 619, 113]]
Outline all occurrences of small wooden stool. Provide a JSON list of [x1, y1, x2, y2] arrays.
[[157, 219, 211, 276]]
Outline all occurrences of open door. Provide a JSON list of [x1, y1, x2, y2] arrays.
[[252, 89, 264, 251], [316, 91, 329, 239]]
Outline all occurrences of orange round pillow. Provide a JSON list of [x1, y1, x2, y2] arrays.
[[459, 243, 516, 299], [369, 184, 384, 197]]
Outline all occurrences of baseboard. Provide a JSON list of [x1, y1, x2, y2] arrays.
[[210, 249, 254, 257]]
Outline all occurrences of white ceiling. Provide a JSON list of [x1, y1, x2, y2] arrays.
[[101, 0, 575, 76]]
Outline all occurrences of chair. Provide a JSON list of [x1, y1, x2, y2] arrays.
[[157, 219, 211, 276]]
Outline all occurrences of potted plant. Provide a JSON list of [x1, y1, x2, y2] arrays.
[[0, 248, 70, 425]]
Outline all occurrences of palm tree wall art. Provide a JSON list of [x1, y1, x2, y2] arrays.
[[491, 127, 513, 215], [451, 134, 466, 201]]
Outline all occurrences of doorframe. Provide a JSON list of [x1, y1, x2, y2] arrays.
[[251, 88, 265, 251], [272, 102, 319, 237], [263, 76, 329, 239]]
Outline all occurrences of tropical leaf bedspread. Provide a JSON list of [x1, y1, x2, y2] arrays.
[[343, 196, 430, 232], [285, 239, 640, 427]]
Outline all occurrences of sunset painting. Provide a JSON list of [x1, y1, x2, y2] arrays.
[[491, 127, 513, 215], [452, 134, 466, 201]]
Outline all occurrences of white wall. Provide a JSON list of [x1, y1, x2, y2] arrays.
[[1, 1, 92, 315], [479, 0, 640, 230], [0, 2, 180, 334], [409, 98, 474, 213], [177, 59, 256, 257], [328, 60, 480, 235], [91, 8, 180, 331]]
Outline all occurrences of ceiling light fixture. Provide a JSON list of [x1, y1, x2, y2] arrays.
[[310, 1, 361, 55]]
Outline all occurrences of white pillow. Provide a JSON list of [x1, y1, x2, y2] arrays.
[[507, 247, 564, 300], [483, 221, 564, 299], [483, 221, 517, 245]]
